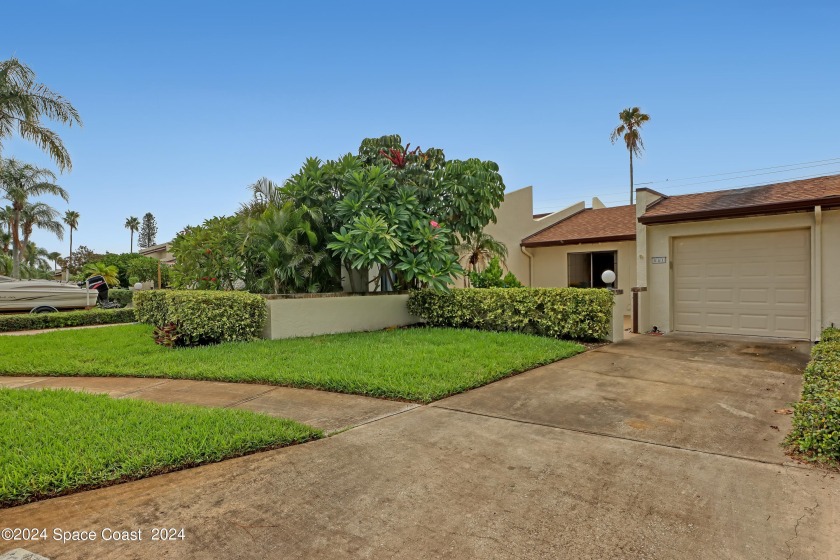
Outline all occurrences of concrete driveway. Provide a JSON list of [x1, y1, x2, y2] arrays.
[[2, 334, 838, 560]]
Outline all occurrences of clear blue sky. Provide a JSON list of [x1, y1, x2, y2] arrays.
[[4, 1, 839, 256]]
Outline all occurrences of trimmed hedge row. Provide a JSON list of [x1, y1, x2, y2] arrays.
[[407, 287, 614, 340], [0, 308, 136, 333], [786, 327, 840, 463], [134, 290, 267, 344]]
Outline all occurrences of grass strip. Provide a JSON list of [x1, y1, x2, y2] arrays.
[[0, 325, 584, 402], [0, 388, 321, 507]]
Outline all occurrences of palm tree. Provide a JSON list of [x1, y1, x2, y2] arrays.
[[81, 261, 119, 286], [47, 250, 61, 273], [124, 216, 140, 253], [245, 202, 334, 294], [459, 231, 508, 277], [610, 107, 650, 205], [63, 210, 80, 276], [20, 201, 64, 253], [0, 158, 68, 278], [0, 58, 82, 172]]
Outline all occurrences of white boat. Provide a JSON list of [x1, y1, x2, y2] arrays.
[[0, 275, 94, 313]]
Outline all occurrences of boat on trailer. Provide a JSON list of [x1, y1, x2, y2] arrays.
[[0, 275, 112, 313]]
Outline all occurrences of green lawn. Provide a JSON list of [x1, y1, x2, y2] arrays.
[[0, 325, 583, 402], [0, 388, 321, 507]]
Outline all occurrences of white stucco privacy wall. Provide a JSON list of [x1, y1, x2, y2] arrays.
[[262, 293, 419, 339]]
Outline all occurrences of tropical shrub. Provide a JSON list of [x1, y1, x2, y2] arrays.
[[170, 216, 244, 290], [468, 257, 523, 288], [107, 288, 133, 307], [786, 328, 840, 463], [244, 202, 337, 293], [408, 287, 614, 340], [101, 253, 169, 288], [0, 308, 135, 333], [135, 290, 266, 346]]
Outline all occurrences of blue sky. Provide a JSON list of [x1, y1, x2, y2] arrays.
[[4, 1, 839, 256]]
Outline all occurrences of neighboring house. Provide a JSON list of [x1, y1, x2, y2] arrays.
[[138, 242, 175, 266], [491, 173, 840, 341]]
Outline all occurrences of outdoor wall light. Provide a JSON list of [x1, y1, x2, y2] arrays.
[[601, 269, 616, 288]]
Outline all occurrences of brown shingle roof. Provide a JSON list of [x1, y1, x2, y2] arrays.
[[522, 205, 636, 247], [640, 174, 840, 224]]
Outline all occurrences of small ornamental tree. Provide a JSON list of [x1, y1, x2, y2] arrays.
[[282, 135, 506, 291]]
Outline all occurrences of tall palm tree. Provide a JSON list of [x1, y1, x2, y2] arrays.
[[63, 209, 79, 276], [0, 158, 68, 278], [610, 107, 650, 205], [0, 58, 82, 172], [124, 216, 140, 253], [20, 201, 64, 253]]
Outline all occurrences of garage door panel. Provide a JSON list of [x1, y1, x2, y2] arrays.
[[706, 288, 734, 303], [673, 229, 810, 339], [776, 289, 808, 305], [706, 313, 735, 328], [739, 288, 769, 304]]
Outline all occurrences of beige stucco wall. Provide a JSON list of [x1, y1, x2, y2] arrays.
[[820, 209, 840, 331], [262, 293, 419, 339], [642, 209, 840, 339], [480, 186, 584, 286], [530, 240, 635, 316]]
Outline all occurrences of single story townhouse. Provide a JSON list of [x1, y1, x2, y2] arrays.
[[485, 173, 840, 341]]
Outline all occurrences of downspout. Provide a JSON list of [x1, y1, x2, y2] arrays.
[[520, 246, 534, 286], [815, 205, 822, 340]]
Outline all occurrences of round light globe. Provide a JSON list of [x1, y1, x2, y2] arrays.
[[133, 282, 143, 291], [601, 270, 617, 285]]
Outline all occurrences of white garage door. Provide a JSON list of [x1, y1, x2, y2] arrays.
[[672, 229, 810, 339]]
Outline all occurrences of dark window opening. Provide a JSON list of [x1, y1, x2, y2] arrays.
[[567, 251, 617, 288]]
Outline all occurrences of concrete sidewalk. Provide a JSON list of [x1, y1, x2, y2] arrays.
[[0, 376, 417, 433]]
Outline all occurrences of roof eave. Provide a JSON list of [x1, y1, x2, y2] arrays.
[[639, 197, 840, 225], [521, 234, 637, 248]]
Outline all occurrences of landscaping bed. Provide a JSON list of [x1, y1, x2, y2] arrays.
[[0, 388, 321, 507], [786, 327, 840, 466], [0, 325, 583, 402]]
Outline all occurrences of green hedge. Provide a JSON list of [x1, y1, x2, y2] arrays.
[[134, 290, 267, 344], [0, 308, 136, 333], [786, 327, 840, 463], [408, 287, 614, 340], [107, 289, 134, 307], [133, 290, 168, 325]]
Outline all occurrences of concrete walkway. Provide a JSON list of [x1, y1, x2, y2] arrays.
[[2, 334, 838, 559], [0, 376, 416, 433]]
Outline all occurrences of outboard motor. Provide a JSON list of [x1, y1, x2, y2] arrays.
[[79, 275, 121, 308]]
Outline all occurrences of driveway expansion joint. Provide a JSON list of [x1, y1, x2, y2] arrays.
[[431, 403, 808, 469]]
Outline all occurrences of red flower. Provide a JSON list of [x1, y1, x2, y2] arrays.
[[205, 249, 212, 254], [202, 276, 209, 281], [210, 277, 217, 282], [430, 220, 440, 229]]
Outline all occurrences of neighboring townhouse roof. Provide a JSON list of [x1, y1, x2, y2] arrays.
[[640, 174, 840, 224], [521, 205, 636, 247]]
